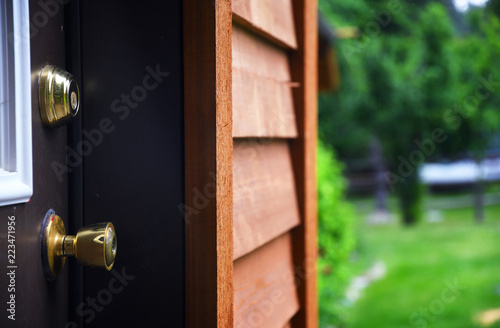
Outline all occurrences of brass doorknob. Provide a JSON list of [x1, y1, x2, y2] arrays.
[[38, 65, 80, 128], [41, 210, 117, 280]]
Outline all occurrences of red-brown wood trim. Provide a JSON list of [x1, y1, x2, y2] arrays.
[[232, 0, 298, 49], [184, 0, 233, 327], [233, 140, 301, 260], [232, 15, 297, 50], [289, 0, 318, 327], [233, 0, 297, 49], [232, 25, 298, 138], [234, 233, 300, 328]]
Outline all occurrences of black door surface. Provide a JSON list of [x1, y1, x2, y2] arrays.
[[1, 1, 185, 327], [68, 1, 185, 327]]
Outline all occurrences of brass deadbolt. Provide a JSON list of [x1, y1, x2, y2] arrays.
[[41, 210, 117, 280], [38, 65, 80, 128]]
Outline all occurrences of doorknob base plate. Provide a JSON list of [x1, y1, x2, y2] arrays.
[[40, 210, 67, 280]]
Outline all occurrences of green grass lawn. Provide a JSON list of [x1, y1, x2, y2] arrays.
[[345, 199, 500, 328]]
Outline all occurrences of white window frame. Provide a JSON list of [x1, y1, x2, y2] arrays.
[[0, 0, 32, 207]]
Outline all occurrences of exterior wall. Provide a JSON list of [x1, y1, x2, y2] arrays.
[[184, 0, 317, 326]]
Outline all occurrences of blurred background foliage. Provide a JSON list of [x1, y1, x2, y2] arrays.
[[317, 0, 500, 327], [317, 141, 357, 326], [319, 0, 500, 224]]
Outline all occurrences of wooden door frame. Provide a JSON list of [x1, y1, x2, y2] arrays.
[[289, 1, 318, 326], [184, 0, 233, 327], [183, 0, 317, 326]]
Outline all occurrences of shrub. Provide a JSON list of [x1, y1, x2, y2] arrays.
[[317, 140, 357, 327]]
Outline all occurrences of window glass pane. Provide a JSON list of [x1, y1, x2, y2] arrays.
[[0, 0, 33, 206]]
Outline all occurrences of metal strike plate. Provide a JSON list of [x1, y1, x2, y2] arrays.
[[38, 65, 80, 128], [40, 210, 117, 280]]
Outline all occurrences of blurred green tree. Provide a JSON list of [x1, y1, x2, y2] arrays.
[[319, 0, 500, 225], [443, 8, 500, 222], [487, 0, 500, 17]]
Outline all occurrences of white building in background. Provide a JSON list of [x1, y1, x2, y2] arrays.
[[420, 158, 500, 185]]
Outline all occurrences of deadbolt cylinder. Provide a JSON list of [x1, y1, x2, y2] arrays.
[[38, 65, 80, 128]]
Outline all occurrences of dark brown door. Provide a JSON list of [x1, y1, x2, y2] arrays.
[[0, 1, 69, 327], [1, 1, 184, 327]]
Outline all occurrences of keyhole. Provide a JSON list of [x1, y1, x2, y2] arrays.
[[71, 91, 78, 110]]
